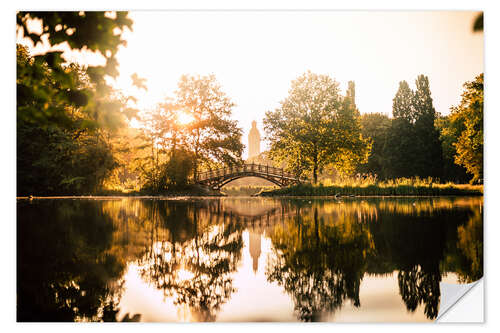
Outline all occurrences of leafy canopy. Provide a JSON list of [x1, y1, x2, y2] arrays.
[[450, 74, 484, 183], [175, 74, 244, 173], [16, 12, 137, 195], [16, 12, 136, 129], [135, 74, 244, 192], [264, 71, 369, 183], [384, 75, 442, 179]]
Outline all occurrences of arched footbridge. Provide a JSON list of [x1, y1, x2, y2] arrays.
[[195, 163, 303, 190]]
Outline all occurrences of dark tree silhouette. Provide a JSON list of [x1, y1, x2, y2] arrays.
[[137, 201, 244, 321], [17, 200, 128, 321], [266, 206, 370, 321]]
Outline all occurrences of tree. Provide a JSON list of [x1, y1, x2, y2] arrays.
[[161, 148, 194, 190], [16, 45, 124, 195], [175, 74, 244, 177], [384, 76, 443, 179], [392, 81, 416, 123], [16, 12, 140, 195], [435, 113, 470, 183], [16, 12, 132, 82], [135, 75, 243, 193], [384, 81, 418, 180], [264, 71, 370, 184], [358, 113, 391, 178], [412, 75, 443, 178], [16, 12, 135, 128], [136, 100, 183, 192], [450, 74, 484, 183]]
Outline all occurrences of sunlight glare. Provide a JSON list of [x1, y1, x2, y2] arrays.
[[177, 111, 194, 126], [129, 117, 142, 129], [177, 268, 194, 281]]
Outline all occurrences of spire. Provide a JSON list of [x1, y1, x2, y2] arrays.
[[347, 81, 356, 105], [248, 120, 261, 159]]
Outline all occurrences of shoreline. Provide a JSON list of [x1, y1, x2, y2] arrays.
[[16, 194, 483, 200], [259, 183, 483, 197], [16, 183, 483, 200]]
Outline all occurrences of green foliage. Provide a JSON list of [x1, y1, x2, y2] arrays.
[[135, 101, 180, 192], [221, 185, 277, 196], [358, 113, 391, 177], [264, 71, 370, 184], [136, 75, 244, 193], [176, 74, 244, 173], [102, 127, 144, 192], [384, 75, 442, 179], [17, 122, 118, 195], [16, 11, 137, 195], [450, 74, 483, 183], [260, 178, 483, 197], [17, 46, 124, 195], [392, 81, 415, 123], [413, 75, 443, 177], [17, 12, 136, 130], [17, 11, 133, 82], [131, 73, 148, 91], [359, 75, 479, 184], [161, 149, 194, 190], [435, 113, 470, 182]]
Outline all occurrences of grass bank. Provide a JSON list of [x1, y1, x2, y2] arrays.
[[37, 185, 225, 197], [260, 179, 483, 197], [221, 185, 278, 196]]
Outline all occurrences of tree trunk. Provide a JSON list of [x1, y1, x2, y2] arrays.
[[313, 152, 318, 184], [193, 128, 200, 181]]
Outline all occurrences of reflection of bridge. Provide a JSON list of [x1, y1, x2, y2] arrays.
[[205, 201, 297, 229], [195, 163, 303, 190]]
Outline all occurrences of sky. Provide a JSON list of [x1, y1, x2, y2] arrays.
[[115, 11, 483, 158], [18, 11, 484, 159]]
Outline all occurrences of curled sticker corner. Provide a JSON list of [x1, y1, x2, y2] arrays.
[[436, 278, 483, 322]]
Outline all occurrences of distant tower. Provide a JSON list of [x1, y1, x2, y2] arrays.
[[347, 81, 356, 106], [248, 120, 261, 159]]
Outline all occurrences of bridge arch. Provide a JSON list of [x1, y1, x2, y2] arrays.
[[195, 163, 302, 190], [217, 174, 284, 189]]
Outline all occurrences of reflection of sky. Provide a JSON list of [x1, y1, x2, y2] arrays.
[[333, 273, 458, 322], [116, 229, 455, 322], [117, 264, 178, 322], [220, 198, 281, 217]]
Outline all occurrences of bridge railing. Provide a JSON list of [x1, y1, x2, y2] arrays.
[[196, 163, 298, 182]]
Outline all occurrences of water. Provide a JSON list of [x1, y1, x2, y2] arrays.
[[16, 196, 483, 322]]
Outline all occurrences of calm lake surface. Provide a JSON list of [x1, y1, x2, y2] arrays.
[[16, 196, 483, 322]]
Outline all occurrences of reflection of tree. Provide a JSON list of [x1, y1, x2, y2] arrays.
[[368, 206, 462, 320], [393, 206, 482, 319], [455, 209, 483, 282], [17, 200, 128, 322], [17, 197, 483, 322], [269, 198, 482, 321], [398, 265, 441, 319], [137, 201, 244, 322], [266, 206, 372, 321]]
